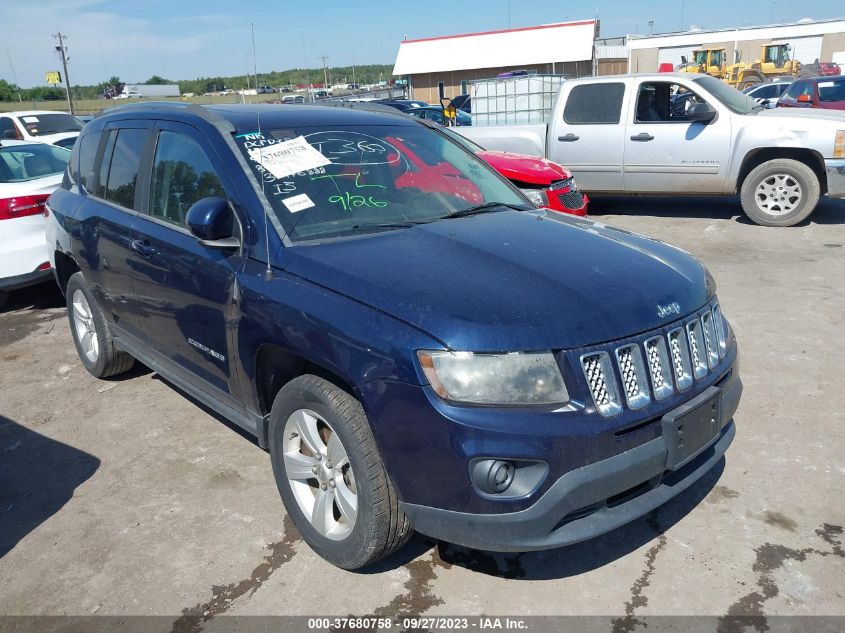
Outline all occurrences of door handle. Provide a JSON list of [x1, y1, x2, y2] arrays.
[[557, 133, 580, 142], [630, 133, 655, 142], [130, 239, 159, 258]]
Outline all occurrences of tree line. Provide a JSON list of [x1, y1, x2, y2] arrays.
[[0, 64, 395, 102]]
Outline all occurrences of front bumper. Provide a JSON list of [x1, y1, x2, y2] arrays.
[[826, 159, 845, 198], [400, 375, 741, 552]]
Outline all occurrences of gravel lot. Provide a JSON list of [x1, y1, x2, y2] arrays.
[[1, 196, 843, 628]]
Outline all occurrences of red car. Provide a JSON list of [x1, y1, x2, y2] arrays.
[[777, 76, 845, 111], [818, 62, 841, 77], [439, 126, 589, 216]]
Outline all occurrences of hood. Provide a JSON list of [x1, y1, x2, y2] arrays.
[[284, 212, 711, 352], [762, 108, 845, 124], [477, 150, 570, 187]]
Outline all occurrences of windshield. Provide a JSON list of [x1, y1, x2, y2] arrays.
[[692, 75, 759, 114], [234, 123, 528, 241], [15, 113, 83, 137], [0, 143, 71, 182], [437, 125, 485, 153]]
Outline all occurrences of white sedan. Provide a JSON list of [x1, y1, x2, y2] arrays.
[[0, 110, 83, 150], [0, 140, 71, 308]]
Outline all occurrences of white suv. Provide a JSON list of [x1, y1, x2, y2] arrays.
[[0, 140, 70, 307]]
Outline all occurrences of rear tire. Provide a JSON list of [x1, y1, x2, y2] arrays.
[[268, 375, 412, 569], [740, 159, 820, 226], [66, 272, 135, 378]]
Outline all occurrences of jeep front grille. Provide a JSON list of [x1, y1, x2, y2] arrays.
[[668, 327, 694, 391], [579, 303, 728, 416], [686, 320, 708, 379], [700, 311, 719, 369], [581, 352, 622, 417], [615, 344, 650, 410], [644, 336, 674, 401]]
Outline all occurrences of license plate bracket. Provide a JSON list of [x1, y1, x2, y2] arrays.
[[662, 387, 721, 471]]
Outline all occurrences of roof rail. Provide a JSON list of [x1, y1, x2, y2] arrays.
[[99, 101, 235, 132]]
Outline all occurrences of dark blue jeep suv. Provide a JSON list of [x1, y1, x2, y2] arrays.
[[46, 103, 741, 569]]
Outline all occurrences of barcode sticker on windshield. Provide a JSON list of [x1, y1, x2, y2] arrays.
[[247, 136, 331, 179], [282, 193, 315, 213], [22, 116, 39, 123], [819, 81, 835, 88]]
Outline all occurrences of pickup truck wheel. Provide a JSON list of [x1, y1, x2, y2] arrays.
[[269, 375, 412, 569], [66, 272, 135, 378], [740, 159, 820, 226]]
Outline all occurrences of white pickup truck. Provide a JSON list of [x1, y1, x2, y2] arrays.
[[461, 73, 845, 226]]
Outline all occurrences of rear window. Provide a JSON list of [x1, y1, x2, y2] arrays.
[[15, 113, 83, 137], [78, 131, 102, 193], [0, 143, 71, 183], [563, 83, 625, 124], [98, 128, 148, 209]]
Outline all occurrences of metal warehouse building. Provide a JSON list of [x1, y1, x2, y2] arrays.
[[627, 18, 845, 72], [392, 20, 598, 103]]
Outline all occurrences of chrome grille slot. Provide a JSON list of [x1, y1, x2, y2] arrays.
[[667, 327, 693, 391], [615, 344, 650, 410], [581, 352, 622, 417], [712, 304, 727, 358], [686, 319, 708, 380], [644, 336, 674, 401], [700, 311, 719, 369]]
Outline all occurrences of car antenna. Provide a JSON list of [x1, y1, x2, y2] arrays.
[[251, 22, 273, 280]]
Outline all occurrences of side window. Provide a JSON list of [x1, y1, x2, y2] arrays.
[[754, 85, 776, 99], [79, 131, 102, 193], [635, 82, 705, 123], [149, 131, 226, 226], [0, 117, 18, 140], [104, 129, 147, 209], [563, 83, 625, 124], [96, 131, 117, 199]]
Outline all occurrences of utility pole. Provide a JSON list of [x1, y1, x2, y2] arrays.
[[53, 32, 74, 115], [319, 55, 329, 89]]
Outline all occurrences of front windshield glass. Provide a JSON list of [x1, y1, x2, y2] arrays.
[[692, 75, 758, 114], [234, 123, 528, 241], [16, 113, 83, 136], [438, 124, 485, 153]]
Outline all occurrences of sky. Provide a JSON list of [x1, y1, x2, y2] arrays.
[[0, 0, 842, 87]]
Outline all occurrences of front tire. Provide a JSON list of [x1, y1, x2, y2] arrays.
[[66, 272, 135, 378], [269, 375, 411, 569], [740, 158, 820, 226]]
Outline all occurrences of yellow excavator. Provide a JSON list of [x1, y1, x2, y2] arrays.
[[678, 44, 802, 90]]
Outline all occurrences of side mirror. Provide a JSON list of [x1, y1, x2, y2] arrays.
[[687, 102, 717, 122], [185, 197, 240, 250], [681, 55, 688, 64], [796, 94, 812, 103]]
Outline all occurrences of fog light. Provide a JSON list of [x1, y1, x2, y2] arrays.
[[469, 458, 548, 498], [471, 459, 515, 494]]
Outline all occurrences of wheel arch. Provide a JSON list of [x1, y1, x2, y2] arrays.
[[254, 343, 360, 448], [53, 250, 81, 296], [735, 148, 827, 195]]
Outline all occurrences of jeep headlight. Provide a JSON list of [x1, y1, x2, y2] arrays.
[[417, 351, 569, 405]]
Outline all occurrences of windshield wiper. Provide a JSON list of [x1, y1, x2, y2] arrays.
[[441, 201, 530, 219]]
